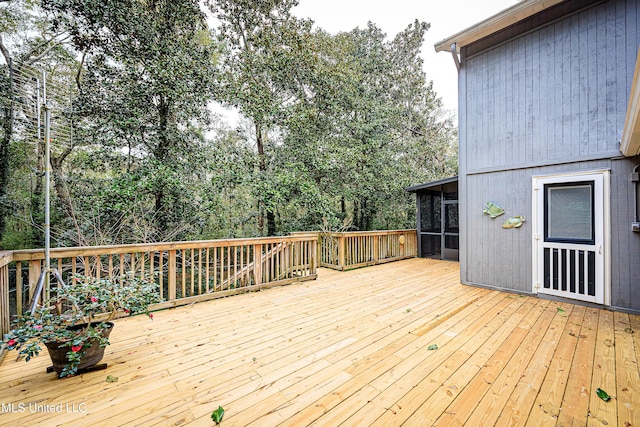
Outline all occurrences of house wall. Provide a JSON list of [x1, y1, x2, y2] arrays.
[[610, 158, 640, 311], [458, 0, 640, 312]]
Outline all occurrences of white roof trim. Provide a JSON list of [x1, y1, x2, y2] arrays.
[[434, 0, 564, 53], [621, 48, 640, 158]]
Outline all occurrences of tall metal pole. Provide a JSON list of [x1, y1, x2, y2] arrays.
[[43, 71, 50, 275], [36, 78, 41, 140]]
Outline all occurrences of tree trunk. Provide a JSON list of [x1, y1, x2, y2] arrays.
[[353, 200, 360, 230], [50, 155, 75, 222], [0, 78, 12, 242], [255, 122, 276, 235], [29, 132, 45, 248], [362, 197, 369, 230], [266, 210, 276, 236], [153, 96, 171, 240]]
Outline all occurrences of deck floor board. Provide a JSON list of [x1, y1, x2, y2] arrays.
[[0, 258, 638, 426]]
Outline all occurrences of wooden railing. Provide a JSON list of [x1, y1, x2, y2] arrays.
[[0, 230, 417, 360], [0, 252, 11, 346], [0, 234, 318, 359], [318, 229, 417, 271]]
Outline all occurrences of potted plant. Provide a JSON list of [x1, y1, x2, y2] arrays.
[[1, 274, 161, 378]]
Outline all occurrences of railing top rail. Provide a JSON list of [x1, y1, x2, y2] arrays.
[[319, 229, 415, 237], [10, 234, 318, 262], [0, 251, 12, 268]]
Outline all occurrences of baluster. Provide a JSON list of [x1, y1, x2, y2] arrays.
[[181, 249, 186, 298], [16, 261, 23, 314], [108, 255, 114, 277], [205, 248, 210, 293], [190, 249, 195, 296], [212, 247, 217, 293], [195, 249, 200, 294]]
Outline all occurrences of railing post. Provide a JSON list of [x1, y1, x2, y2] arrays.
[[0, 262, 9, 357], [338, 234, 346, 270], [0, 252, 13, 361], [316, 234, 321, 269], [312, 236, 318, 273], [168, 250, 177, 301], [409, 230, 417, 256], [253, 244, 263, 285], [373, 235, 380, 264]]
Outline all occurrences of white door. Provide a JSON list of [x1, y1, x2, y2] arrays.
[[532, 171, 608, 304]]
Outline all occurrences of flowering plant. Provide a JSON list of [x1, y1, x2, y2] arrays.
[[1, 274, 161, 377]]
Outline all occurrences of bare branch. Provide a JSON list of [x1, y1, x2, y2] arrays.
[[52, 144, 74, 167], [0, 34, 12, 65], [23, 30, 68, 58], [75, 51, 86, 90], [24, 34, 72, 66]]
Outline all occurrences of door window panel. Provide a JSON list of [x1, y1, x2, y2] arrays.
[[545, 183, 594, 243]]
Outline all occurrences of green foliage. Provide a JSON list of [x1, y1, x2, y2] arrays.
[[211, 406, 225, 424], [1, 0, 457, 248], [278, 20, 456, 231], [1, 274, 161, 376], [40, 0, 220, 241], [596, 388, 611, 402]]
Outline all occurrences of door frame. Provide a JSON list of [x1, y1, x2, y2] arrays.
[[532, 170, 610, 305]]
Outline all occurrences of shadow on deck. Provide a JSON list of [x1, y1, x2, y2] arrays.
[[0, 258, 638, 426]]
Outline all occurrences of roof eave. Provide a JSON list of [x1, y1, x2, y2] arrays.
[[434, 0, 564, 53], [406, 176, 458, 193]]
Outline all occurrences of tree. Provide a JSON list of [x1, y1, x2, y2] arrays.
[[207, 0, 316, 236], [279, 21, 457, 231], [1, 0, 457, 249], [42, 0, 220, 242], [0, 0, 76, 247]]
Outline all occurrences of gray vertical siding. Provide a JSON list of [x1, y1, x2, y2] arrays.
[[458, 0, 640, 311], [463, 0, 638, 174], [464, 160, 612, 293], [465, 170, 531, 292], [458, 52, 469, 286], [610, 158, 640, 311]]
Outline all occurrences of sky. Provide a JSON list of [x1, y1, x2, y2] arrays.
[[292, 0, 517, 115]]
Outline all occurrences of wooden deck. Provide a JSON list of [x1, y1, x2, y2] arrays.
[[0, 258, 638, 426]]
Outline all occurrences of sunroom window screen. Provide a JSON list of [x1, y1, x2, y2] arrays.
[[546, 184, 593, 242], [419, 193, 441, 233]]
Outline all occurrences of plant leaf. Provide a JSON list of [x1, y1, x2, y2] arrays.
[[106, 375, 118, 382], [427, 344, 438, 350], [211, 406, 225, 424], [596, 388, 611, 401]]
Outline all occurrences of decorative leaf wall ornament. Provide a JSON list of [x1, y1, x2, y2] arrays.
[[502, 216, 526, 229], [483, 202, 505, 218]]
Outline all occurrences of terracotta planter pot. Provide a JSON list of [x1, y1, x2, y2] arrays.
[[44, 322, 114, 375]]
